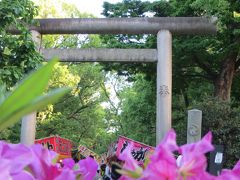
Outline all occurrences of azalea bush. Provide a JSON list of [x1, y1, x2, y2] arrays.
[[0, 130, 239, 180], [0, 60, 239, 179], [0, 141, 98, 179]]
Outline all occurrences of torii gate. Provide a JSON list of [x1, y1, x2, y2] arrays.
[[14, 17, 216, 146]]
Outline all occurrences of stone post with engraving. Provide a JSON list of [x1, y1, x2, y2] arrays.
[[187, 109, 202, 144]]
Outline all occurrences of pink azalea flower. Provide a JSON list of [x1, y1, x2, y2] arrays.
[[219, 160, 240, 180], [118, 143, 143, 180], [62, 158, 75, 169], [54, 169, 76, 180], [0, 141, 32, 172], [233, 160, 240, 173], [12, 171, 35, 180], [119, 143, 139, 171], [178, 132, 214, 179], [28, 144, 76, 179], [1, 130, 240, 180], [0, 141, 34, 178], [141, 129, 179, 180], [77, 157, 98, 180], [0, 159, 12, 180]]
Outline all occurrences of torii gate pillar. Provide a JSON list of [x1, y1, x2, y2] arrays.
[[20, 30, 41, 146], [156, 30, 172, 144]]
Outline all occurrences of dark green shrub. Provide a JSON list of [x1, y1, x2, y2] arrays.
[[194, 97, 240, 168]]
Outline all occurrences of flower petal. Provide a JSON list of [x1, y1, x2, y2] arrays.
[[77, 157, 98, 180]]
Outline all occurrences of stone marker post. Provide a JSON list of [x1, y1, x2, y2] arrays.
[[20, 30, 41, 145], [187, 109, 202, 144]]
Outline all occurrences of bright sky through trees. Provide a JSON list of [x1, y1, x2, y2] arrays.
[[33, 0, 157, 17], [71, 0, 121, 17], [71, 0, 157, 17]]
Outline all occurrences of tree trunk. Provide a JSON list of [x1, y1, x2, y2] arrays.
[[214, 53, 237, 101]]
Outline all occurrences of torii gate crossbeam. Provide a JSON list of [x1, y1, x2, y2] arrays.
[[16, 17, 216, 146], [10, 17, 216, 35]]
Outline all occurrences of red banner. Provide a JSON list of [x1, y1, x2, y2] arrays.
[[35, 137, 56, 151], [55, 136, 72, 156], [35, 136, 72, 157], [116, 136, 155, 165]]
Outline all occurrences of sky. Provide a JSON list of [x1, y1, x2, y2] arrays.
[[71, 0, 121, 17], [70, 0, 156, 17]]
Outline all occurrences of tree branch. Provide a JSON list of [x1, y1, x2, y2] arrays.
[[67, 102, 97, 119], [192, 54, 217, 80], [184, 73, 213, 81], [100, 82, 118, 113], [76, 123, 89, 143]]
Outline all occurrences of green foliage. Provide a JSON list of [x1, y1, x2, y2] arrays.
[[118, 74, 156, 146], [172, 95, 187, 145], [35, 63, 113, 154], [34, 0, 95, 18], [193, 97, 240, 168], [170, 0, 239, 101], [0, 0, 42, 88], [34, 0, 100, 50], [102, 0, 150, 18], [0, 59, 70, 132], [0, 0, 37, 28]]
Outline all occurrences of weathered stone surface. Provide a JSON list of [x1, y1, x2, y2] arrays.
[[9, 17, 217, 35]]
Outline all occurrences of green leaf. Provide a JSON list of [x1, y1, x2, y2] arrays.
[[13, 72, 19, 79], [0, 87, 70, 130], [0, 58, 58, 121], [234, 11, 240, 18], [4, 70, 11, 75], [3, 47, 11, 55]]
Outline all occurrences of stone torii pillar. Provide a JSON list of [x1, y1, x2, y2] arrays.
[[157, 30, 172, 144], [10, 17, 216, 145], [20, 30, 41, 145]]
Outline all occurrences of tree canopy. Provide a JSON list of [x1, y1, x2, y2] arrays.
[[0, 0, 42, 88]]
